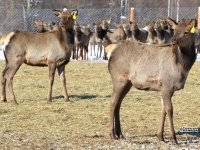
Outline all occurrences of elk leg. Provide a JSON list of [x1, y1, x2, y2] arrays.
[[72, 46, 76, 59], [89, 44, 92, 56], [161, 89, 177, 144], [99, 45, 102, 59], [6, 64, 21, 104], [85, 45, 88, 60], [57, 65, 69, 102], [1, 65, 9, 102], [115, 82, 132, 139], [83, 46, 86, 60], [1, 64, 8, 102], [110, 80, 132, 139], [97, 44, 101, 58], [48, 63, 56, 102], [93, 44, 96, 56], [157, 101, 166, 141], [76, 45, 79, 60]]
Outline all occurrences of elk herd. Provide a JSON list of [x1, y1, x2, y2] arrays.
[[34, 14, 197, 60], [0, 8, 199, 144]]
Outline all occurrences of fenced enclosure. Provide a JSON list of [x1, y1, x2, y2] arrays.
[[0, 5, 199, 34]]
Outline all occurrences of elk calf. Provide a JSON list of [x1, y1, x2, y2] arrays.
[[108, 18, 197, 144]]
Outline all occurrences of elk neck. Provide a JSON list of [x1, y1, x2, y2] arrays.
[[175, 34, 197, 71]]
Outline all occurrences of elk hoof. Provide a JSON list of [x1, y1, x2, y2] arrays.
[[171, 138, 178, 145], [1, 99, 7, 102], [116, 133, 124, 139], [64, 96, 70, 102], [120, 134, 125, 139], [47, 99, 52, 103], [110, 133, 118, 140], [13, 101, 18, 105], [157, 134, 165, 142]]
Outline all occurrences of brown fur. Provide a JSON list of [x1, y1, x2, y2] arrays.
[[154, 21, 173, 45], [1, 9, 77, 104], [130, 21, 148, 43], [108, 18, 197, 144], [34, 21, 59, 33]]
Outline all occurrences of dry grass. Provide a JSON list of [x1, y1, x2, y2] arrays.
[[0, 60, 199, 149]]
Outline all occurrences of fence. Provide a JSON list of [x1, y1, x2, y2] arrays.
[[0, 7, 199, 34]]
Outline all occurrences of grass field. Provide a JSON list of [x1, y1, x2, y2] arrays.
[[0, 60, 199, 149]]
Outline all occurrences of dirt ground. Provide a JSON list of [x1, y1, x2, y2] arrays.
[[0, 60, 199, 149]]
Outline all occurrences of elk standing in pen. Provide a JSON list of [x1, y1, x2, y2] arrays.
[[0, 9, 78, 104], [108, 18, 197, 144]]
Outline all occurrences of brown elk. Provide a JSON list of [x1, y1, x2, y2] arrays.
[[146, 22, 157, 44], [121, 23, 132, 40], [0, 9, 78, 104], [108, 18, 197, 144], [73, 23, 82, 60], [80, 24, 91, 60], [88, 31, 97, 57], [34, 21, 59, 33], [73, 24, 91, 60], [94, 21, 126, 59], [154, 21, 173, 45], [154, 19, 173, 45], [130, 21, 148, 43]]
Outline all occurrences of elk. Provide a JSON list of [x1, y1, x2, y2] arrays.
[[94, 21, 126, 59], [93, 23, 105, 58], [146, 22, 157, 44], [130, 21, 148, 43], [154, 21, 173, 45], [122, 23, 132, 40], [80, 24, 91, 60], [73, 23, 82, 60], [73, 24, 91, 60], [0, 9, 78, 104], [34, 21, 59, 33], [108, 18, 197, 144], [88, 31, 97, 57], [195, 29, 200, 53]]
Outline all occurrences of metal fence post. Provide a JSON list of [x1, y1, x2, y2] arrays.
[[198, 7, 200, 29], [130, 7, 134, 22]]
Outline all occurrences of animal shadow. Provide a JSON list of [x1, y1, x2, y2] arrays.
[[69, 95, 98, 100]]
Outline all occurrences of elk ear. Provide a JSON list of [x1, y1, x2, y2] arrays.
[[53, 9, 61, 16], [158, 17, 164, 22], [71, 9, 78, 20], [51, 22, 56, 25], [166, 17, 177, 29], [35, 21, 39, 25], [87, 24, 91, 28], [107, 19, 111, 24], [187, 19, 197, 33]]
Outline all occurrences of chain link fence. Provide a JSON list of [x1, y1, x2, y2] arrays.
[[0, 7, 199, 34]]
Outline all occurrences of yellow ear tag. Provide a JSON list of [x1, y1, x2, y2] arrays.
[[72, 14, 77, 20], [190, 26, 195, 33]]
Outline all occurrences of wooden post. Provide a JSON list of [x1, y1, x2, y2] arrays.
[[130, 7, 135, 23], [198, 7, 200, 29]]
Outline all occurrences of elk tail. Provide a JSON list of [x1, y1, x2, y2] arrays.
[[105, 43, 119, 60], [0, 32, 15, 62]]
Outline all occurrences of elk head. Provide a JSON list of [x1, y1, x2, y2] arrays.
[[53, 9, 78, 29]]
